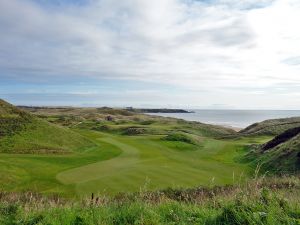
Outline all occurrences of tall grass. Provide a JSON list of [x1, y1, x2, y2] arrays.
[[0, 176, 299, 224]]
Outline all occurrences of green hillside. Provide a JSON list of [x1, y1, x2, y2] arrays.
[[3, 100, 298, 198], [0, 99, 94, 153], [245, 126, 300, 173], [0, 100, 267, 197], [239, 117, 300, 136], [20, 105, 237, 138]]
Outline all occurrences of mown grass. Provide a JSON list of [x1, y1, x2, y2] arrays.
[[0, 131, 122, 197], [55, 130, 262, 196], [0, 128, 269, 197], [0, 176, 299, 225]]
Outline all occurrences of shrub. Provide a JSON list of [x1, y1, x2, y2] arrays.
[[162, 133, 196, 144], [122, 127, 146, 135]]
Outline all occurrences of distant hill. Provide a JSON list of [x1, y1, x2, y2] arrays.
[[19, 105, 236, 137], [126, 108, 192, 113], [239, 117, 300, 136], [245, 126, 300, 173], [0, 99, 94, 153], [20, 106, 134, 116]]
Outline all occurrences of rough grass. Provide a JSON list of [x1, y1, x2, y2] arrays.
[[0, 118, 94, 153], [262, 126, 300, 151], [0, 99, 95, 154], [245, 133, 300, 173], [240, 117, 300, 136], [0, 176, 299, 225], [0, 99, 33, 137], [162, 132, 197, 145]]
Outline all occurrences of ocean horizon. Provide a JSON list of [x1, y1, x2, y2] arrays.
[[148, 109, 300, 128]]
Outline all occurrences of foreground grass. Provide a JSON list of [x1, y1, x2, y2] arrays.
[[0, 176, 299, 224]]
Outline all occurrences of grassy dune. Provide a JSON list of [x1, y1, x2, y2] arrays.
[[245, 127, 300, 173], [0, 100, 94, 154], [0, 120, 95, 153], [240, 117, 300, 136]]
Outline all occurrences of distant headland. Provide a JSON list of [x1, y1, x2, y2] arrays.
[[126, 107, 193, 113]]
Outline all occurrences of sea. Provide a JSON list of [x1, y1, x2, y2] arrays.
[[147, 110, 300, 129]]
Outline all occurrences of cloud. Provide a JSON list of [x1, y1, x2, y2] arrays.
[[211, 0, 275, 10], [0, 0, 300, 108], [282, 56, 300, 66]]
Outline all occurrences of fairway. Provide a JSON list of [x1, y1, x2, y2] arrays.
[[0, 127, 271, 197], [56, 133, 268, 195]]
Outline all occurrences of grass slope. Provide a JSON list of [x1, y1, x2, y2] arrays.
[[0, 99, 32, 137], [245, 127, 300, 173], [0, 99, 94, 153], [240, 117, 300, 136]]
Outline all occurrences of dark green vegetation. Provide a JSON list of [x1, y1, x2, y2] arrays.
[[0, 176, 299, 225], [262, 126, 300, 151], [245, 126, 300, 173], [162, 132, 197, 145]]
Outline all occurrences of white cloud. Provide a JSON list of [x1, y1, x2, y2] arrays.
[[0, 0, 300, 108]]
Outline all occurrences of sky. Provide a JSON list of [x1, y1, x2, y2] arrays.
[[0, 0, 300, 109]]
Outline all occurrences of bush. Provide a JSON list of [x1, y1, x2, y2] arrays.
[[122, 127, 147, 135], [162, 133, 196, 144], [263, 126, 300, 151]]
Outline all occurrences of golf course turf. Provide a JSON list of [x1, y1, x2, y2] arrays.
[[0, 100, 279, 198], [0, 128, 271, 197], [1, 102, 300, 224]]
